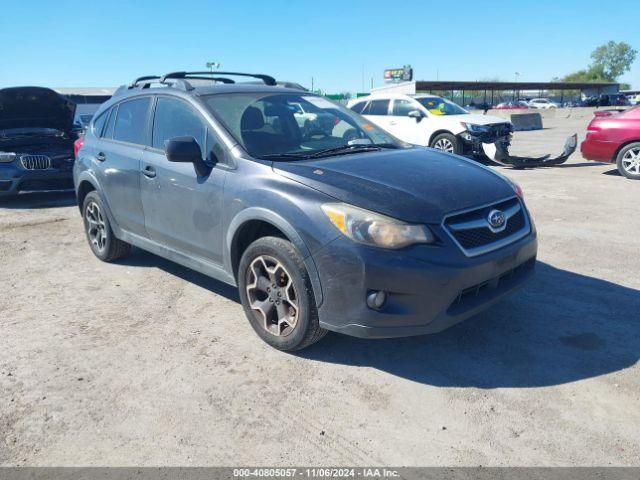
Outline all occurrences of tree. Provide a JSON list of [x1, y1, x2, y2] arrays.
[[590, 41, 637, 81], [560, 41, 637, 83]]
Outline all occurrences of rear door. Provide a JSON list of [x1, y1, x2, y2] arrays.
[[360, 98, 393, 132], [93, 97, 151, 236], [140, 96, 227, 264]]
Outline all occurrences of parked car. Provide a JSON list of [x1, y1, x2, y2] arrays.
[[581, 106, 640, 179], [347, 93, 514, 156], [0, 86, 78, 197], [74, 71, 537, 351], [528, 98, 559, 109], [494, 101, 529, 110], [289, 101, 336, 136]]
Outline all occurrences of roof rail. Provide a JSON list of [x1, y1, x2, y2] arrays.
[[129, 75, 161, 88], [160, 71, 277, 86]]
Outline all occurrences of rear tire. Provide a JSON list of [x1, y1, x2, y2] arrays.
[[616, 142, 640, 180], [238, 236, 327, 351], [430, 133, 463, 155], [82, 191, 131, 262]]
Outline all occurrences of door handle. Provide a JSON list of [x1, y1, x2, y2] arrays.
[[142, 166, 156, 178], [389, 121, 397, 125], [96, 152, 106, 162]]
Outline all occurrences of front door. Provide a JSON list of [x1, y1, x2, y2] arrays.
[[139, 96, 227, 265], [384, 99, 430, 146]]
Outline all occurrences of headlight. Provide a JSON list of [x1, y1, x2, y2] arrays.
[[461, 122, 490, 133], [0, 152, 17, 163], [321, 203, 434, 249]]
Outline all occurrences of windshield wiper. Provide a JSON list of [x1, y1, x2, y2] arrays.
[[259, 152, 316, 160], [259, 144, 398, 161], [304, 144, 387, 158]]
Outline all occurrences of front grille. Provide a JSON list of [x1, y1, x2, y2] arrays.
[[20, 155, 51, 170], [444, 197, 530, 256], [454, 210, 525, 249]]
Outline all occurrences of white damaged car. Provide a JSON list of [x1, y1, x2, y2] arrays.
[[348, 93, 576, 168]]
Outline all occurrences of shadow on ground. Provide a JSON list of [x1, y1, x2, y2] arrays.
[[117, 248, 639, 389], [0, 191, 77, 209], [300, 262, 640, 388], [118, 247, 240, 303]]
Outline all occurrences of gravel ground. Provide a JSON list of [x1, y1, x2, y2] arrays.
[[1, 113, 639, 466]]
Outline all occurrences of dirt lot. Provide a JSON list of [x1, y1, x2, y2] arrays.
[[1, 113, 639, 466]]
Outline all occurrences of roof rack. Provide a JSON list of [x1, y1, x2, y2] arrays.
[[160, 71, 277, 86], [116, 71, 279, 97]]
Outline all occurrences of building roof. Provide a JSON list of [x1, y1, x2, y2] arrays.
[[53, 87, 117, 96]]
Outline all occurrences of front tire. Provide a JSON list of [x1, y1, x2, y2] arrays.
[[616, 143, 640, 180], [238, 236, 327, 351], [430, 132, 463, 155], [82, 191, 131, 261]]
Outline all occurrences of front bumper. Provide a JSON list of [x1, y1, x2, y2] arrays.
[[0, 160, 74, 197], [313, 230, 537, 338]]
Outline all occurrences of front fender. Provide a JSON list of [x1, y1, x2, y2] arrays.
[[226, 207, 324, 307]]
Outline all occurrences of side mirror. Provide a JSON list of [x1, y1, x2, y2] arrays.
[[408, 110, 424, 122], [165, 136, 211, 177]]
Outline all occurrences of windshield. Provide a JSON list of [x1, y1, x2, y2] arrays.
[[415, 97, 468, 116], [204, 93, 404, 159]]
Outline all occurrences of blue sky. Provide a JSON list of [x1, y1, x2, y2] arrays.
[[1, 0, 638, 92]]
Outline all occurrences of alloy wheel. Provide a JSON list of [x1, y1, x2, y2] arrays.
[[245, 255, 299, 337], [85, 201, 107, 253], [622, 147, 640, 175], [434, 138, 454, 153]]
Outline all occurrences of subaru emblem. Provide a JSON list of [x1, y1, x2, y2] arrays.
[[488, 209, 506, 229]]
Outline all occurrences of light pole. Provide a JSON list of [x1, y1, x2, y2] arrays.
[[206, 62, 221, 72]]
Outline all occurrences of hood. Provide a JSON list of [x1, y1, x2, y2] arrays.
[[273, 147, 515, 224], [0, 87, 76, 132]]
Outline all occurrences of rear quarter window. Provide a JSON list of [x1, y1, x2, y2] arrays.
[[350, 101, 367, 113], [92, 110, 109, 137]]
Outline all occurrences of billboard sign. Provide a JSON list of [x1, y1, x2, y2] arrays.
[[384, 65, 413, 82]]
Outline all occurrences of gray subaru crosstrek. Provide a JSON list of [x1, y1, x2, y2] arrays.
[[74, 71, 537, 351]]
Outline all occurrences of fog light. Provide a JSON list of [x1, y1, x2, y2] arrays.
[[366, 290, 387, 310]]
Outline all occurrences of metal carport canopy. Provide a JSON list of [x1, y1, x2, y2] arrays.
[[414, 80, 618, 91]]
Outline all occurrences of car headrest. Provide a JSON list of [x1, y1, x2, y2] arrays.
[[241, 106, 265, 130]]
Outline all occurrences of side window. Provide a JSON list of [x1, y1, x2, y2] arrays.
[[113, 97, 151, 145], [103, 106, 118, 139], [350, 101, 366, 113], [152, 97, 206, 154], [92, 110, 109, 137], [365, 99, 390, 116], [391, 100, 416, 116]]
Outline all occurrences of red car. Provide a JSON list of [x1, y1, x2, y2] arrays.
[[581, 107, 640, 179]]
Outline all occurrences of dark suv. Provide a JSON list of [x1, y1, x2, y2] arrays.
[[1, 87, 77, 197], [74, 71, 537, 351]]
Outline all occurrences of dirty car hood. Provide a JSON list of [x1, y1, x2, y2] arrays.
[[0, 86, 76, 132], [273, 147, 515, 224]]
